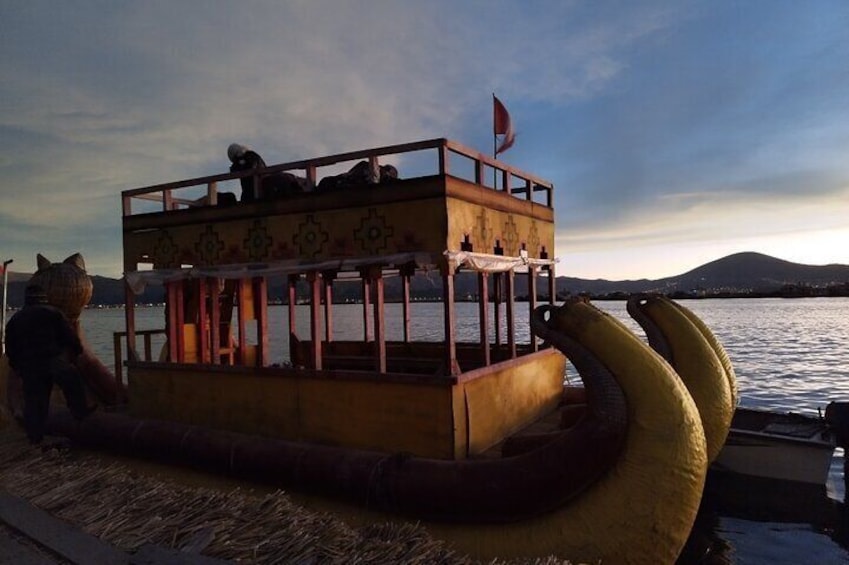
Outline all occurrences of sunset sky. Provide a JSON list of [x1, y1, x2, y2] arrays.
[[2, 2, 848, 280]]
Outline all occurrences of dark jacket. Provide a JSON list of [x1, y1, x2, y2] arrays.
[[229, 150, 267, 202], [5, 304, 83, 370]]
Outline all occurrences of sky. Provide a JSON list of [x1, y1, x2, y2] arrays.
[[1, 1, 848, 281]]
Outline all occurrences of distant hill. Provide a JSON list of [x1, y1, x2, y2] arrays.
[[2, 252, 848, 307], [557, 252, 849, 296]]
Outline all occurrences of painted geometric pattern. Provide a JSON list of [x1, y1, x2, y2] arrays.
[[125, 198, 553, 269]]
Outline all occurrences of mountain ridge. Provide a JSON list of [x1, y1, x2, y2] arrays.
[[1, 252, 848, 306]]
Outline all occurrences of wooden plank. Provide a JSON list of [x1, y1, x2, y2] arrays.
[[493, 273, 502, 347], [0, 491, 128, 565], [167, 282, 179, 362]]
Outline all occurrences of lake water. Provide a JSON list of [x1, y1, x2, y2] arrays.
[[78, 297, 849, 564]]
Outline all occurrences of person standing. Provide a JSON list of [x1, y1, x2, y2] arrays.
[[4, 284, 93, 444]]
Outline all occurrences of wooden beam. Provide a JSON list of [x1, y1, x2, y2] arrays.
[[478, 272, 490, 366]]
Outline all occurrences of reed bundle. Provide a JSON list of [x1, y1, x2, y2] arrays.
[[0, 430, 571, 564]]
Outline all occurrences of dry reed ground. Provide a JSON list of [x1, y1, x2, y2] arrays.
[[0, 428, 572, 564]]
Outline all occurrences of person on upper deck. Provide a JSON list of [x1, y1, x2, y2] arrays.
[[228, 143, 312, 202], [228, 143, 267, 202], [4, 284, 94, 444]]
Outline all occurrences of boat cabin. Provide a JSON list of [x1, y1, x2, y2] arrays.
[[120, 138, 564, 460]]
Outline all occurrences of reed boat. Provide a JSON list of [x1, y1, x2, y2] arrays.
[[2, 138, 711, 562]]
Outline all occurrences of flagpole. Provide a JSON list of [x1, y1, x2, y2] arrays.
[[492, 93, 498, 188]]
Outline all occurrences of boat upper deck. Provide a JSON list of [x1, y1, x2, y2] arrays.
[[121, 138, 555, 273]]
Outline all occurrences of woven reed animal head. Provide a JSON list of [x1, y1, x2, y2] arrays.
[[28, 253, 93, 321]]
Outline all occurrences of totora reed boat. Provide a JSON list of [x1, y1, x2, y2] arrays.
[[2, 138, 714, 563]]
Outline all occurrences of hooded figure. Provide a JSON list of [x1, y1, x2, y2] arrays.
[[228, 143, 268, 202], [4, 284, 93, 443]]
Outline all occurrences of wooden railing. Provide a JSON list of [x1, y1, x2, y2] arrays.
[[121, 138, 554, 216], [113, 329, 165, 382]]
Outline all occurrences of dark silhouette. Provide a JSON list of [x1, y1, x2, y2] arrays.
[[227, 143, 311, 202], [4, 284, 92, 444]]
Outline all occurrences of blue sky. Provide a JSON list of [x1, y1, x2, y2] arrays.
[[2, 1, 848, 280]]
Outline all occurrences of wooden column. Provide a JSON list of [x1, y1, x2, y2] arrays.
[[369, 267, 386, 373], [478, 272, 490, 366], [505, 270, 516, 359], [307, 272, 322, 370], [548, 263, 557, 304], [361, 273, 372, 342], [287, 274, 299, 367], [528, 267, 539, 352], [166, 281, 185, 363], [123, 279, 137, 366], [209, 278, 221, 364], [197, 278, 210, 363], [493, 273, 502, 348], [443, 267, 458, 375], [236, 279, 249, 365], [401, 264, 414, 343], [322, 271, 336, 343], [253, 277, 269, 367]]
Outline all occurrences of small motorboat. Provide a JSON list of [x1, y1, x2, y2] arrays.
[[711, 407, 836, 485]]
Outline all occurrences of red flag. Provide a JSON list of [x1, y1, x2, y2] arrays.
[[493, 95, 515, 155]]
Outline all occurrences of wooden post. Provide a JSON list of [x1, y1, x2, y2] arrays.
[[361, 273, 372, 342], [123, 280, 137, 377], [505, 270, 516, 359], [287, 274, 299, 366], [528, 267, 539, 352], [478, 272, 490, 366], [548, 263, 557, 304], [236, 279, 249, 365], [322, 271, 335, 343], [209, 278, 221, 364], [443, 266, 458, 375], [207, 181, 218, 206], [197, 278, 210, 363], [401, 263, 414, 343], [494, 273, 502, 349], [254, 276, 269, 367], [370, 267, 386, 373], [307, 272, 322, 370]]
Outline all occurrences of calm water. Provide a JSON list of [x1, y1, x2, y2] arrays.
[[79, 297, 849, 564]]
